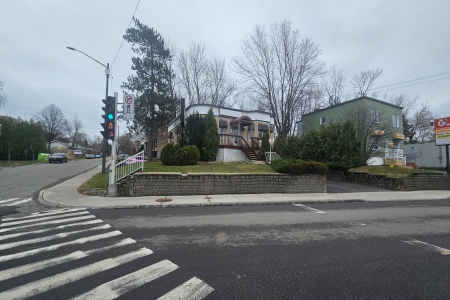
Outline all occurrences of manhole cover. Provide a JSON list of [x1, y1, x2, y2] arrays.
[[155, 198, 173, 203]]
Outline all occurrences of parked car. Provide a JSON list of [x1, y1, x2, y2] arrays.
[[49, 153, 68, 163], [95, 154, 102, 158], [85, 154, 95, 159], [117, 154, 129, 163]]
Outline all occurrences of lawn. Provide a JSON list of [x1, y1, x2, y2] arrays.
[[143, 161, 276, 173]]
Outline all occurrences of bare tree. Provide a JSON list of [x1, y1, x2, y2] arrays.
[[408, 102, 435, 143], [207, 56, 236, 106], [384, 93, 418, 117], [351, 67, 383, 97], [321, 66, 347, 106], [33, 104, 67, 153], [0, 79, 7, 108], [176, 42, 208, 105], [232, 20, 325, 138], [65, 115, 84, 147]]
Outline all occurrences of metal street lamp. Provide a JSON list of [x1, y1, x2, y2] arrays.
[[66, 46, 110, 174]]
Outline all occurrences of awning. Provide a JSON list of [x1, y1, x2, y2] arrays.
[[258, 123, 269, 131], [219, 119, 228, 128], [230, 115, 253, 127]]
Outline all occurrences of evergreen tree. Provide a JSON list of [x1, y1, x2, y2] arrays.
[[122, 18, 177, 160], [183, 111, 205, 158], [203, 108, 219, 161]]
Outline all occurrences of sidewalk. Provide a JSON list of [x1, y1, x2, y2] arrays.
[[38, 163, 450, 209]]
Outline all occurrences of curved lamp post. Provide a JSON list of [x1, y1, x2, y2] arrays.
[[66, 46, 110, 174]]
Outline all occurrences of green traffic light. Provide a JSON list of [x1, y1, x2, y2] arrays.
[[107, 113, 114, 120]]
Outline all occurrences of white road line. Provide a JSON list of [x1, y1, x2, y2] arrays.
[[0, 215, 96, 234], [0, 224, 111, 251], [0, 247, 153, 300], [4, 198, 32, 206], [0, 238, 136, 282], [3, 208, 86, 221], [0, 219, 103, 242], [0, 198, 19, 204], [293, 204, 326, 214], [403, 239, 450, 255], [1, 210, 90, 227], [0, 230, 123, 263], [157, 277, 215, 300], [71, 259, 178, 300]]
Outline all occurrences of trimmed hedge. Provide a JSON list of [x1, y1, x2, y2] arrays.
[[272, 158, 329, 175], [161, 144, 200, 166]]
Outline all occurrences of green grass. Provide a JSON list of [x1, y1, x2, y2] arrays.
[[78, 172, 109, 192], [143, 161, 277, 173], [348, 165, 434, 178]]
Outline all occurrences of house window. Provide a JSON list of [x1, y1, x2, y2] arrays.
[[392, 114, 400, 128], [370, 136, 380, 151], [370, 108, 379, 123], [320, 117, 326, 125]]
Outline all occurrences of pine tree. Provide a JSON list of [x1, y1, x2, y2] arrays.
[[122, 18, 177, 160], [203, 108, 219, 161]]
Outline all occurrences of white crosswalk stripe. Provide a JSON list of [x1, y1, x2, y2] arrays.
[[0, 208, 215, 299], [0, 197, 32, 206]]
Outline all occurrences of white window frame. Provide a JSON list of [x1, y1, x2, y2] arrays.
[[371, 108, 380, 124], [392, 114, 400, 128], [320, 116, 326, 125]]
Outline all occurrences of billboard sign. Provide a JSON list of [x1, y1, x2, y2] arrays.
[[434, 117, 450, 146]]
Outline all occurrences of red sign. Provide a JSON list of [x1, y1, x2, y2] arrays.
[[435, 117, 450, 146]]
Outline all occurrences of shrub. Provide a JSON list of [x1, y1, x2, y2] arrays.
[[160, 143, 179, 165], [272, 158, 329, 175], [161, 143, 200, 165], [175, 145, 200, 165]]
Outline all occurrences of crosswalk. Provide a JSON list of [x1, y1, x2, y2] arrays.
[[0, 208, 214, 299], [0, 197, 33, 207]]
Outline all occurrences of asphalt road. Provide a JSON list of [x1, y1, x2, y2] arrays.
[[89, 200, 450, 299], [0, 159, 102, 216]]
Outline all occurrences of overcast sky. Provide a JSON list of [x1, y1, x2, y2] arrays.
[[1, 0, 449, 139]]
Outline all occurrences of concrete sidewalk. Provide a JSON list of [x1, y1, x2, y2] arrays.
[[38, 164, 450, 209]]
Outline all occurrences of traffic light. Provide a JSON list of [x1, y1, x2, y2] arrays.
[[100, 96, 116, 140]]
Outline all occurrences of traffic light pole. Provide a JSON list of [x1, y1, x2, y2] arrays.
[[108, 92, 118, 196], [101, 63, 110, 174], [66, 46, 110, 174]]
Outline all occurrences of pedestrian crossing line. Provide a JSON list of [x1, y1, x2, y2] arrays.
[[293, 204, 326, 214], [1, 210, 90, 227], [0, 198, 19, 204], [0, 219, 103, 242], [0, 230, 123, 263], [2, 198, 32, 206], [0, 247, 153, 300], [0, 238, 137, 282], [0, 224, 111, 251], [71, 259, 178, 300], [157, 277, 215, 300], [0, 215, 96, 234], [3, 208, 86, 221]]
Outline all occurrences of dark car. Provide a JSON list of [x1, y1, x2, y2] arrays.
[[117, 154, 129, 163], [49, 153, 68, 163]]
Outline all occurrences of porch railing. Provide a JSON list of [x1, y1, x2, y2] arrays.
[[384, 148, 406, 165], [115, 150, 145, 182]]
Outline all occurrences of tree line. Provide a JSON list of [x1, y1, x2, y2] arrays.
[[120, 18, 435, 157]]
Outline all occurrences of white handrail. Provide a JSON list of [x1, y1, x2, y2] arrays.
[[115, 150, 145, 182]]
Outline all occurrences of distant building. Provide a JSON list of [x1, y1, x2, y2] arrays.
[[161, 104, 275, 162], [298, 96, 405, 165]]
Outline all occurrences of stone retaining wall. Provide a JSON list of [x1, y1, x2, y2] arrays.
[[327, 170, 450, 191], [116, 172, 326, 197]]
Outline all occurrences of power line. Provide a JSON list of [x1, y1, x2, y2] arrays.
[[371, 75, 450, 93], [369, 70, 450, 91], [111, 0, 141, 67]]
